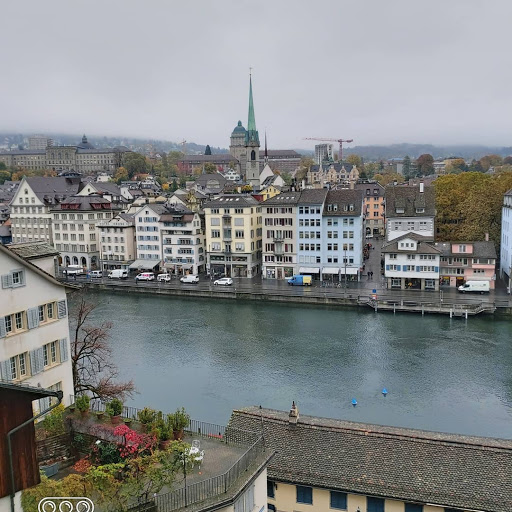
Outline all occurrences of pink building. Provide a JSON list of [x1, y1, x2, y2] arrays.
[[435, 241, 497, 289]]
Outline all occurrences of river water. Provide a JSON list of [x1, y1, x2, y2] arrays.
[[71, 291, 512, 439]]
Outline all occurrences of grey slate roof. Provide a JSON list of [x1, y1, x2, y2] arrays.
[[22, 176, 81, 204], [50, 195, 113, 210], [324, 190, 363, 216], [266, 150, 301, 158], [354, 182, 385, 197], [228, 406, 512, 512], [381, 233, 441, 254], [385, 185, 435, 217], [297, 188, 328, 205], [204, 195, 260, 208], [8, 241, 59, 259], [262, 192, 302, 206], [434, 241, 497, 259]]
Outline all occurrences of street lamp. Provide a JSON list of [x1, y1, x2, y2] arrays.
[[344, 249, 348, 296]]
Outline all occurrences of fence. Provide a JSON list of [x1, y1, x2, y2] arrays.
[[153, 435, 265, 512]]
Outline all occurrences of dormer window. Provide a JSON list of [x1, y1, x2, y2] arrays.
[[459, 244, 466, 253], [349, 204, 354, 211], [416, 207, 425, 213], [333, 204, 338, 211], [396, 207, 405, 214], [327, 204, 332, 211]]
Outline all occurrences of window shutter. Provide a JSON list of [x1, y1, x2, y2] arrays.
[[57, 300, 67, 319], [27, 307, 39, 329], [30, 348, 44, 375], [0, 360, 12, 381], [30, 350, 38, 376], [59, 338, 69, 362], [396, 265, 401, 271], [1, 274, 12, 289], [416, 266, 420, 272], [385, 265, 390, 271], [38, 396, 50, 413], [0, 317, 6, 338], [435, 266, 439, 272]]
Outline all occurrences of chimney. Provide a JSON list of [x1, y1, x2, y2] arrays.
[[419, 181, 424, 193], [485, 232, 489, 242], [289, 401, 299, 425]]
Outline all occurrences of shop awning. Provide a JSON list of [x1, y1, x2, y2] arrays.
[[299, 267, 320, 274], [129, 259, 160, 270], [322, 267, 340, 275], [340, 267, 359, 275]]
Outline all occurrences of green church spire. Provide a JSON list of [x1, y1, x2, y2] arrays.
[[246, 72, 259, 146]]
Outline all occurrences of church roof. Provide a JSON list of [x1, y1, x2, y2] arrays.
[[77, 134, 95, 149], [231, 121, 247, 135]]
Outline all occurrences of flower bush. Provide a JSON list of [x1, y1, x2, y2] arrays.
[[114, 424, 156, 459]]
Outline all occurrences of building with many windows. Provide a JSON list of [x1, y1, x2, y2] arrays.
[[0, 243, 74, 412], [500, 189, 512, 289], [204, 195, 262, 278], [385, 183, 435, 241], [160, 207, 205, 276], [354, 182, 385, 237], [262, 192, 301, 279], [229, 404, 512, 512], [51, 195, 118, 270], [97, 213, 136, 272]]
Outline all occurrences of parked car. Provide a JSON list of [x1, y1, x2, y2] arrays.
[[135, 272, 155, 281], [180, 274, 199, 284], [108, 269, 128, 279], [214, 277, 233, 286], [90, 270, 103, 278], [157, 273, 171, 282], [63, 265, 84, 275]]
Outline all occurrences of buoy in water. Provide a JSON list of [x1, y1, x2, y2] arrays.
[[351, 398, 357, 406], [382, 388, 388, 396]]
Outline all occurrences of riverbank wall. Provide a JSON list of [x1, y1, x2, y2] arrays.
[[75, 282, 512, 317]]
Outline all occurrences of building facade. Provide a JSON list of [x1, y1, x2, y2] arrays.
[[28, 135, 53, 150], [204, 195, 262, 278], [262, 192, 301, 279], [160, 207, 205, 275], [314, 143, 333, 165], [97, 213, 136, 272], [436, 241, 497, 289], [132, 204, 167, 272], [0, 244, 74, 412], [354, 182, 385, 237], [385, 184, 435, 241], [500, 189, 512, 288], [382, 234, 441, 291]]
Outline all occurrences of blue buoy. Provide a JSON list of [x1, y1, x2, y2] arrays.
[[351, 398, 357, 406], [382, 388, 388, 396]]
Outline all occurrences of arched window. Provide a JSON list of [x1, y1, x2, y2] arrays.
[[251, 150, 256, 161]]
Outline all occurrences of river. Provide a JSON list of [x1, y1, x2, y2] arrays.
[[70, 291, 512, 439]]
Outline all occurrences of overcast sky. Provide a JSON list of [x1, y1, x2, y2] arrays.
[[1, 0, 511, 150]]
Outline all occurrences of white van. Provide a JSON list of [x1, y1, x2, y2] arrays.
[[458, 281, 490, 294], [64, 265, 84, 275], [108, 269, 128, 279], [180, 274, 199, 284], [135, 272, 155, 281], [157, 273, 171, 282], [90, 270, 103, 278]]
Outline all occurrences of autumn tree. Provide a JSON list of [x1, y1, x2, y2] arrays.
[[479, 154, 503, 172], [503, 156, 512, 165], [296, 157, 315, 182], [0, 169, 11, 184], [346, 154, 362, 167], [70, 294, 135, 401], [374, 172, 405, 186], [416, 154, 434, 176], [123, 152, 148, 179], [114, 166, 128, 184], [445, 158, 467, 174], [203, 162, 217, 174]]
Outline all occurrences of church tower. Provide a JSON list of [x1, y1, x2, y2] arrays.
[[245, 73, 260, 189]]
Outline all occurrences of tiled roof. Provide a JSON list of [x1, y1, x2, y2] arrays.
[[8, 241, 59, 259], [262, 192, 302, 205], [353, 182, 385, 196], [266, 150, 301, 158], [434, 241, 497, 259], [297, 188, 328, 205], [324, 190, 363, 216], [386, 185, 435, 217], [204, 195, 260, 208], [180, 154, 236, 163], [382, 233, 441, 254], [50, 195, 113, 210], [22, 177, 81, 204], [228, 406, 512, 512]]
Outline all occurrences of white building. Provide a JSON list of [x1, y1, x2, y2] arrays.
[[385, 183, 435, 242], [160, 207, 205, 275], [9, 176, 81, 244], [0, 243, 74, 411], [500, 189, 512, 288], [97, 213, 136, 272], [382, 233, 441, 291]]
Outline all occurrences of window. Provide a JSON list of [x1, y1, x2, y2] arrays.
[[296, 486, 312, 504], [267, 481, 275, 498], [330, 491, 347, 510], [15, 312, 24, 330], [1, 269, 25, 289], [47, 303, 55, 319], [389, 254, 397, 259], [367, 497, 384, 512], [405, 505, 423, 512], [38, 305, 45, 322], [267, 505, 276, 512], [211, 218, 220, 226]]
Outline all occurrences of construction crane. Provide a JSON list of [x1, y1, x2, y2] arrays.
[[304, 137, 354, 163]]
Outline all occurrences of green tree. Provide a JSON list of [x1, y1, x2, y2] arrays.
[[346, 154, 362, 167], [170, 179, 178, 192], [0, 169, 11, 184], [0, 162, 7, 171], [445, 158, 467, 174], [374, 172, 405, 186], [296, 157, 315, 182], [468, 160, 484, 173], [416, 154, 434, 176], [402, 155, 411, 178], [280, 171, 293, 186], [503, 156, 512, 165], [123, 152, 148, 179], [204, 145, 212, 155], [479, 154, 503, 172], [114, 166, 129, 184], [203, 162, 217, 174]]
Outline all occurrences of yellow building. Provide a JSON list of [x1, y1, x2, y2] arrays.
[[229, 404, 512, 512], [260, 185, 281, 201], [204, 195, 262, 278]]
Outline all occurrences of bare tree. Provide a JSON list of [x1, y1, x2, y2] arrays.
[[70, 293, 135, 401]]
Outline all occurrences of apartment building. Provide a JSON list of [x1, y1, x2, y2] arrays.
[[262, 192, 301, 279], [204, 195, 262, 278], [9, 176, 81, 244], [354, 182, 385, 237], [229, 404, 512, 512], [160, 207, 205, 275], [97, 213, 136, 272], [322, 190, 364, 282], [297, 189, 328, 279], [0, 243, 74, 411], [500, 189, 512, 288], [385, 183, 435, 241], [435, 240, 497, 289], [382, 233, 441, 291], [51, 195, 118, 270]]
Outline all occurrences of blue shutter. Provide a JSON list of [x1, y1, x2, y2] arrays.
[[416, 266, 420, 272], [0, 360, 12, 381], [0, 317, 6, 338], [434, 266, 439, 272], [385, 265, 390, 270], [57, 300, 67, 319], [30, 348, 44, 375], [396, 265, 401, 271], [59, 338, 69, 362], [27, 307, 39, 329]]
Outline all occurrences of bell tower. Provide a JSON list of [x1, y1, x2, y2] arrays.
[[245, 71, 260, 189]]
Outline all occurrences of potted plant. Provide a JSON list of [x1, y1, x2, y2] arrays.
[[75, 395, 90, 418], [96, 411, 105, 421], [40, 458, 61, 477], [124, 417, 133, 426], [106, 398, 123, 424], [137, 407, 157, 433], [171, 407, 190, 441], [154, 412, 173, 449]]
